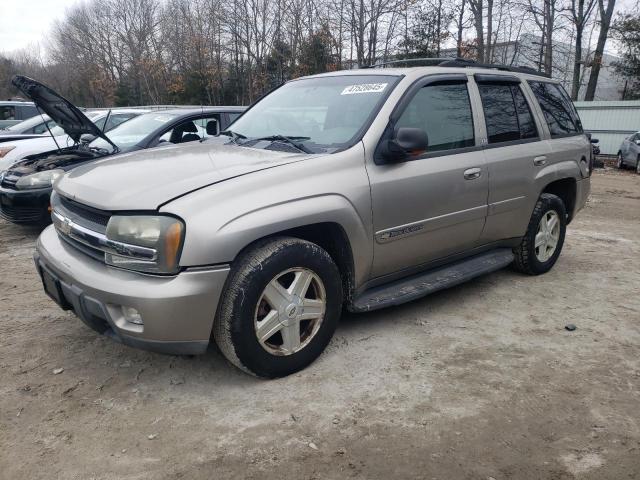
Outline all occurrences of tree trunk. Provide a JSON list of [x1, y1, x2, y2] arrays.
[[584, 0, 616, 101]]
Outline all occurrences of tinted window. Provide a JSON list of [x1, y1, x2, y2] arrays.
[[478, 83, 537, 143], [0, 106, 16, 121], [17, 105, 38, 120], [396, 82, 474, 152], [529, 82, 581, 137]]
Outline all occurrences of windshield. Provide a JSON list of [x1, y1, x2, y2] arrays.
[[5, 114, 52, 132], [229, 75, 400, 153], [90, 112, 178, 151]]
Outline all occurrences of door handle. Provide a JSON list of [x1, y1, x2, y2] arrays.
[[533, 155, 547, 166], [463, 167, 482, 180]]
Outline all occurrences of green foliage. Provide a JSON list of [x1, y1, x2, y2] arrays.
[[612, 13, 640, 99]]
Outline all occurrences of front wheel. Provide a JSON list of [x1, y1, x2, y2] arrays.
[[213, 237, 343, 378], [636, 156, 640, 174], [617, 152, 625, 169], [513, 193, 567, 275]]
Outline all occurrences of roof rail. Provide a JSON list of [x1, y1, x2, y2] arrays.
[[363, 57, 550, 78]]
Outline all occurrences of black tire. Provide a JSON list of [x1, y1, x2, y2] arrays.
[[213, 236, 343, 378], [513, 193, 567, 275], [616, 152, 625, 169], [636, 156, 640, 174]]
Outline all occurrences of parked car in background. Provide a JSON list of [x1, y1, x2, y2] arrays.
[[616, 131, 640, 173], [0, 113, 58, 143], [0, 100, 39, 129], [0, 76, 244, 225], [0, 109, 143, 172], [33, 61, 590, 378]]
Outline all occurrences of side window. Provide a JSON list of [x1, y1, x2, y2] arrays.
[[477, 83, 538, 143], [228, 112, 242, 124], [0, 106, 16, 121], [93, 117, 107, 132], [529, 81, 581, 137], [396, 82, 474, 153], [18, 105, 38, 120], [105, 113, 135, 132]]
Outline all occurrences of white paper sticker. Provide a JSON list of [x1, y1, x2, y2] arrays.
[[341, 83, 388, 95]]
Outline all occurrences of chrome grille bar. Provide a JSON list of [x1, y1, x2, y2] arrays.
[[52, 210, 157, 262]]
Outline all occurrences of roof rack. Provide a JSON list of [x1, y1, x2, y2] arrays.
[[363, 57, 550, 78]]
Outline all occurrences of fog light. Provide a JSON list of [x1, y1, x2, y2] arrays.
[[122, 306, 143, 325]]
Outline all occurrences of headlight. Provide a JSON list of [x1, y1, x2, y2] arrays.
[[0, 146, 15, 158], [15, 169, 65, 189], [105, 215, 185, 274]]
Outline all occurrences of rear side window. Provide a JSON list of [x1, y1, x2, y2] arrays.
[[396, 82, 475, 152], [478, 83, 538, 143], [529, 81, 582, 137], [0, 106, 16, 120]]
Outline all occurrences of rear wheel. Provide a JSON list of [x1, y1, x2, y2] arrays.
[[213, 237, 343, 378], [513, 193, 567, 275]]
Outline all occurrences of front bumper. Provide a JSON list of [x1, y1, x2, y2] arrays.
[[35, 225, 229, 355], [0, 185, 51, 224]]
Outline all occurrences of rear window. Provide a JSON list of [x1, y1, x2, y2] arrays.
[[478, 83, 538, 143], [528, 81, 582, 137]]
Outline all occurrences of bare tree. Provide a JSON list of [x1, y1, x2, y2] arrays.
[[584, 0, 616, 100], [569, 0, 597, 99]]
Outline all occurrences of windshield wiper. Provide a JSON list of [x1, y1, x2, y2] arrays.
[[219, 130, 247, 144], [249, 135, 312, 153]]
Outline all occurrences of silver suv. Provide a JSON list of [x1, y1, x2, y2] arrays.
[[34, 62, 591, 377]]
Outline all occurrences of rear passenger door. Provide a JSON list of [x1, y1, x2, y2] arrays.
[[475, 75, 552, 243], [528, 81, 590, 179]]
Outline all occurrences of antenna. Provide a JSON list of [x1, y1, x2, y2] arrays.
[[37, 106, 62, 153]]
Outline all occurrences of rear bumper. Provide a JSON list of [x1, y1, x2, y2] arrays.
[[0, 185, 51, 224], [35, 225, 229, 355]]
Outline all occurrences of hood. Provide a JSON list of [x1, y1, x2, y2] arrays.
[[55, 142, 314, 210], [11, 75, 115, 148]]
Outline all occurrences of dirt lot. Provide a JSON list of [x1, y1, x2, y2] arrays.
[[1, 169, 639, 480]]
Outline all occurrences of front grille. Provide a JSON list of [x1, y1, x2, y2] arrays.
[[54, 194, 111, 233], [0, 203, 45, 223], [1, 176, 18, 190]]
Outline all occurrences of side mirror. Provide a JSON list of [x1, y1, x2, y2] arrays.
[[590, 137, 599, 144], [635, 139, 640, 146], [380, 127, 428, 162], [80, 133, 96, 144], [206, 120, 218, 136]]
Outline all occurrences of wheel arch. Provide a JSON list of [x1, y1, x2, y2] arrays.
[[235, 222, 357, 305], [541, 177, 577, 223]]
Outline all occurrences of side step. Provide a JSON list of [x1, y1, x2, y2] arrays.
[[350, 248, 514, 312]]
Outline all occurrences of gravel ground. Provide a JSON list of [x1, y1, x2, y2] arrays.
[[1, 169, 639, 480]]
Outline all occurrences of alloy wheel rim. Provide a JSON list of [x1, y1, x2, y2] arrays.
[[535, 210, 560, 262], [254, 267, 326, 356], [618, 154, 623, 168]]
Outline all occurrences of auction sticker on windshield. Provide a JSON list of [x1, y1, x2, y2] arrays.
[[341, 83, 388, 95]]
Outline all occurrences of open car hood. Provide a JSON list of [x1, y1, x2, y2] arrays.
[[11, 75, 114, 147]]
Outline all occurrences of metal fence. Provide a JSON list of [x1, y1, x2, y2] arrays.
[[574, 101, 640, 156]]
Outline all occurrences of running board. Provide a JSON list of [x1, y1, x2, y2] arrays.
[[350, 248, 514, 312]]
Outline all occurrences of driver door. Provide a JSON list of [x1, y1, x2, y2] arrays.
[[367, 77, 488, 278]]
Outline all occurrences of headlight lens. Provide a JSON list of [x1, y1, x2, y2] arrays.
[[0, 146, 15, 158], [15, 169, 64, 189], [105, 215, 185, 274]]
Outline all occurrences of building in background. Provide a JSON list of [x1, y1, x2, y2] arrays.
[[575, 101, 640, 155]]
